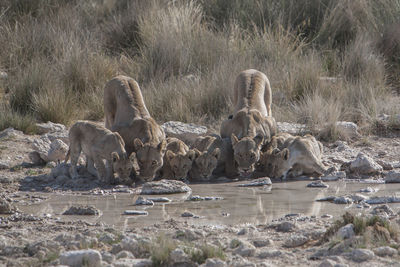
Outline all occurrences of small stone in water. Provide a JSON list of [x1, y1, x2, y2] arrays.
[[147, 197, 171, 203], [123, 210, 148, 216]]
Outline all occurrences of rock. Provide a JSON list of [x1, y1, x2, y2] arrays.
[[62, 206, 99, 215], [45, 131, 69, 144], [170, 248, 190, 264], [0, 71, 7, 79], [200, 258, 227, 267], [251, 239, 273, 248], [321, 214, 333, 219], [233, 242, 256, 257], [318, 259, 337, 267], [162, 121, 207, 146], [0, 161, 10, 170], [175, 229, 203, 241], [116, 250, 134, 259], [0, 128, 24, 139], [257, 249, 282, 258], [385, 171, 400, 183], [350, 153, 382, 175], [134, 196, 154, 206], [350, 249, 374, 262], [59, 249, 102, 267], [32, 137, 51, 162], [50, 163, 70, 178], [276, 221, 296, 232], [321, 171, 346, 181], [123, 210, 148, 216], [36, 121, 66, 135], [277, 122, 307, 135], [283, 234, 309, 248], [0, 197, 15, 214], [348, 193, 368, 203], [141, 179, 191, 194], [377, 160, 393, 171], [101, 252, 115, 264], [187, 195, 223, 201], [337, 224, 355, 239], [29, 151, 45, 165], [307, 181, 329, 188], [370, 204, 395, 217], [333, 196, 353, 204], [373, 246, 398, 257], [47, 139, 68, 163], [238, 177, 272, 187], [335, 121, 361, 140], [366, 196, 400, 204], [181, 211, 195, 217], [147, 197, 171, 202], [359, 187, 378, 193], [113, 258, 152, 267]]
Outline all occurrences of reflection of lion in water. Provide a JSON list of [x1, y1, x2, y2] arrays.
[[220, 69, 277, 177], [65, 121, 134, 184], [103, 75, 166, 181]]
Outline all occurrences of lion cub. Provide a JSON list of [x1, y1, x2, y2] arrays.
[[159, 138, 196, 180], [65, 121, 135, 184], [258, 133, 327, 179]]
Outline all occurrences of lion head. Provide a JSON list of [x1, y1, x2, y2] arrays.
[[111, 151, 136, 183], [189, 148, 220, 181], [165, 149, 196, 180], [133, 138, 167, 182], [231, 133, 263, 177], [258, 148, 290, 179]]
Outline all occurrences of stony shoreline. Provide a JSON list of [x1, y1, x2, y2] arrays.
[[0, 122, 400, 266]]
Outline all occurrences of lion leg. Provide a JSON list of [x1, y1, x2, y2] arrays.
[[105, 160, 115, 184], [94, 157, 108, 183], [86, 158, 98, 177], [68, 143, 81, 179]]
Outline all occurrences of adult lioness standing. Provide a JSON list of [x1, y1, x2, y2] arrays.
[[104, 75, 166, 181], [220, 69, 277, 177]]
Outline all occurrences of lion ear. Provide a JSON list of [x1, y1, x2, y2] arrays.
[[111, 152, 119, 162], [272, 148, 280, 155], [231, 134, 239, 146], [281, 148, 290, 160], [212, 148, 220, 160], [134, 138, 144, 151], [158, 139, 167, 153], [254, 134, 264, 147], [166, 150, 175, 161], [187, 150, 196, 161], [193, 148, 201, 158], [129, 152, 136, 162]]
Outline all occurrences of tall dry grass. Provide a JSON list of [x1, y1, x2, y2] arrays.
[[0, 0, 398, 138]]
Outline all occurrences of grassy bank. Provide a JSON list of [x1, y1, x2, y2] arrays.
[[0, 0, 399, 138]]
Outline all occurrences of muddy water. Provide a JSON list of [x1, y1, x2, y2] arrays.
[[17, 180, 400, 229]]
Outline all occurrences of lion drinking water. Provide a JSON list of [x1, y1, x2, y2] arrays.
[[64, 121, 135, 184], [104, 75, 166, 181]]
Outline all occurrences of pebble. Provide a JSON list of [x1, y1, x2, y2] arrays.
[[283, 235, 309, 248], [59, 249, 102, 267], [350, 249, 374, 262], [307, 181, 329, 188], [147, 197, 171, 203], [373, 246, 398, 257], [237, 177, 272, 187], [134, 196, 154, 206], [123, 210, 148, 216]]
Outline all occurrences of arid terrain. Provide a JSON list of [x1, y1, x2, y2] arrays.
[[0, 121, 400, 267]]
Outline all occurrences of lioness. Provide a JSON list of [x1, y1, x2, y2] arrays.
[[159, 138, 196, 180], [220, 69, 277, 177], [258, 134, 327, 179], [64, 121, 135, 184], [104, 75, 166, 181]]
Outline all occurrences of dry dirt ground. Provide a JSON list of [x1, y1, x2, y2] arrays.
[[0, 126, 400, 266]]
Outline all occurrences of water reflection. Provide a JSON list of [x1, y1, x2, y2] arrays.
[[16, 180, 400, 229]]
